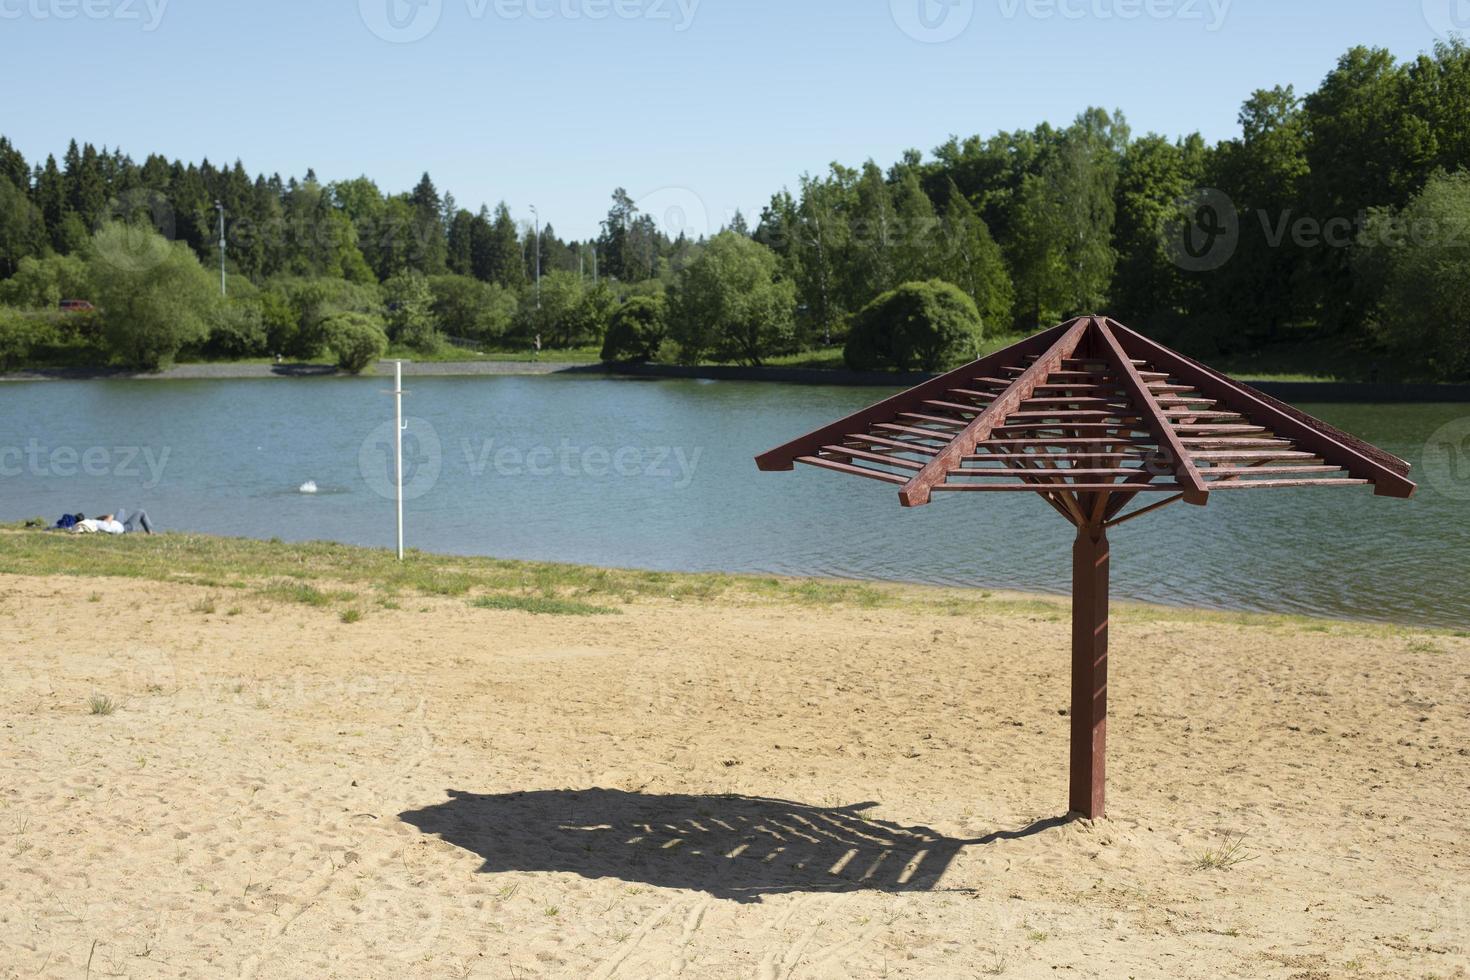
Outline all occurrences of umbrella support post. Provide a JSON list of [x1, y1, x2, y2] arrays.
[[1069, 524, 1109, 819]]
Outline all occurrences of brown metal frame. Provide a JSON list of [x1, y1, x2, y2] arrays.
[[756, 316, 1416, 820]]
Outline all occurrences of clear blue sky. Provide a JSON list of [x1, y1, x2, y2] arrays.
[[0, 0, 1456, 240]]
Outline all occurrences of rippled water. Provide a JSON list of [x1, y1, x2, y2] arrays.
[[2, 376, 1466, 629]]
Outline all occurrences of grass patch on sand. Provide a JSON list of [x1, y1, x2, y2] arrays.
[[0, 526, 1455, 637], [471, 594, 618, 617]]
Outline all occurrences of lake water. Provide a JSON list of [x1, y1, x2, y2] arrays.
[[2, 375, 1466, 629]]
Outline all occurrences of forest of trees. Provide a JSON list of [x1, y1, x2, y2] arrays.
[[3, 41, 1470, 379]]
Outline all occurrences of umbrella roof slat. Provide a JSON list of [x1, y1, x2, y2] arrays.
[[953, 467, 1161, 477], [872, 423, 959, 441], [1191, 450, 1320, 461], [995, 422, 1149, 432], [819, 446, 928, 471], [1178, 437, 1293, 447], [1201, 465, 1345, 476], [1205, 478, 1371, 490], [921, 399, 989, 414], [845, 434, 941, 456], [794, 455, 911, 485], [932, 482, 1186, 492], [962, 452, 1149, 461]]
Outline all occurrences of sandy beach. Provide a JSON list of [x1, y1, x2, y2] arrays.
[[1, 557, 1467, 979]]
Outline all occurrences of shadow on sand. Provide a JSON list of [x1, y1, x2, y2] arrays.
[[399, 789, 1068, 903]]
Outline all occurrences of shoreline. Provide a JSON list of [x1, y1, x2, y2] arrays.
[[1, 527, 1458, 636], [4, 358, 1470, 400]]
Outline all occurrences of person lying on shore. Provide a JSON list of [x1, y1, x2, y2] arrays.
[[71, 510, 153, 535]]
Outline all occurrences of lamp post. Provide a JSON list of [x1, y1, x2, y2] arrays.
[[529, 204, 541, 310], [214, 200, 226, 297]]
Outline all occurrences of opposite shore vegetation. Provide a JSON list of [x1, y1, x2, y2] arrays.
[[3, 43, 1470, 382]]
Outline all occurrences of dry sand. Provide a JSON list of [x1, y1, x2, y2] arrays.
[[1, 572, 1467, 979]]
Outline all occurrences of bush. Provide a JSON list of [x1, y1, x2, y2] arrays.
[[0, 308, 55, 369], [263, 277, 382, 359], [600, 295, 666, 362], [322, 312, 388, 374], [0, 253, 89, 310], [844, 280, 983, 372], [427, 274, 517, 342], [205, 297, 269, 358]]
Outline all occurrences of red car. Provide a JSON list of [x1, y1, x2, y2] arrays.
[[59, 299, 95, 313]]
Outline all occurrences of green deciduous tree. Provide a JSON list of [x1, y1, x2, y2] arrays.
[[383, 270, 436, 350], [670, 232, 796, 365], [428, 274, 517, 342], [1360, 170, 1470, 380], [87, 220, 219, 369]]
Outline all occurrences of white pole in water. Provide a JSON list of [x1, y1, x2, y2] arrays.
[[394, 360, 405, 561]]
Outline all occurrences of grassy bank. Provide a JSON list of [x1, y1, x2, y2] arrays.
[[1, 526, 1454, 641], [8, 332, 1423, 383]]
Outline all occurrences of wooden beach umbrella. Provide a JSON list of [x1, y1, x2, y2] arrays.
[[756, 315, 1415, 819]]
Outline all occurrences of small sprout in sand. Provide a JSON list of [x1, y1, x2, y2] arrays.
[[88, 694, 117, 716], [340, 608, 362, 624], [1025, 929, 1048, 943], [229, 681, 246, 695], [226, 606, 243, 617], [190, 595, 218, 615], [1406, 638, 1442, 654], [543, 905, 559, 917], [87, 592, 101, 603], [1193, 834, 1254, 871]]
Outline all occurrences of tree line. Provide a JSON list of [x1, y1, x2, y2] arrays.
[[3, 40, 1470, 378]]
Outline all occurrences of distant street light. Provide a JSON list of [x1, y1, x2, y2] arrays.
[[529, 204, 541, 310], [214, 200, 226, 297]]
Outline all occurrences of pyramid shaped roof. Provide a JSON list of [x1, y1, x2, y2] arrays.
[[757, 316, 1414, 527]]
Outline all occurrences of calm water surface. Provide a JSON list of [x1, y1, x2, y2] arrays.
[[2, 375, 1466, 629]]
